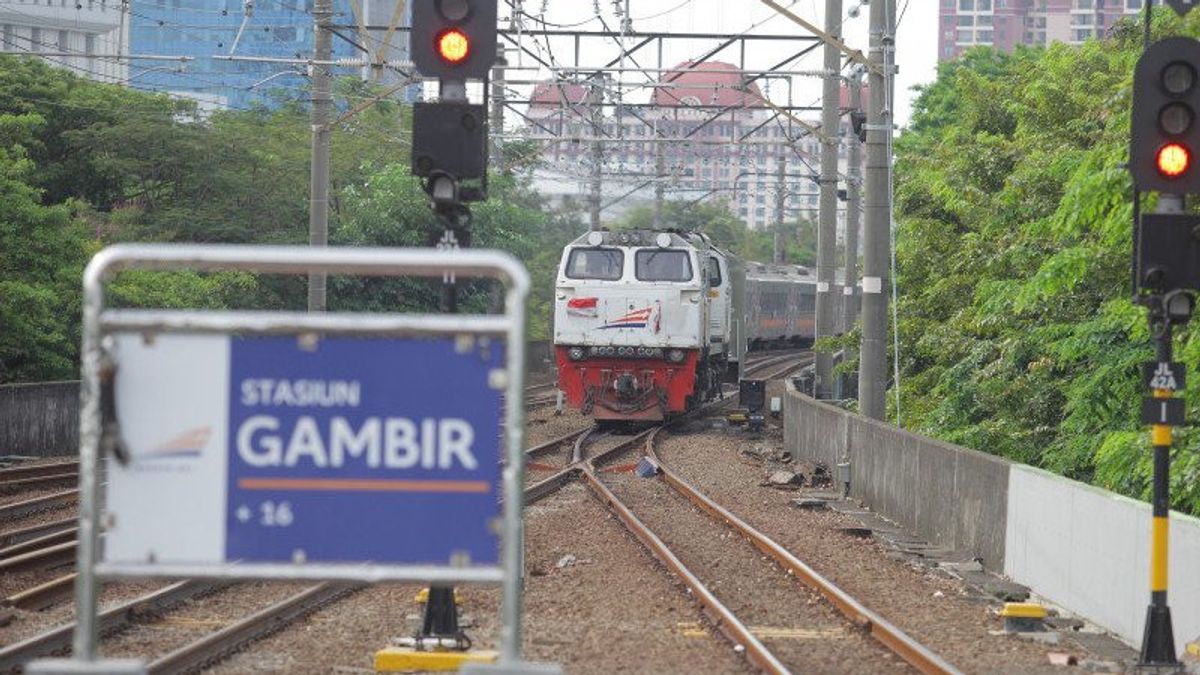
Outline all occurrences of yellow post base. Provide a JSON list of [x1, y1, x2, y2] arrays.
[[999, 602, 1048, 619], [375, 648, 498, 672]]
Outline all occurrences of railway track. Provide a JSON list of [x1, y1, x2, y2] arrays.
[[0, 489, 78, 521], [515, 350, 958, 674], [574, 426, 960, 675], [0, 461, 79, 494]]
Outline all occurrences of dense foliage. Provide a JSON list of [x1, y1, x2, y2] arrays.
[[890, 10, 1200, 513], [0, 56, 578, 381]]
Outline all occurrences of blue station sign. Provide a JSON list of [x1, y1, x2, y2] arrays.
[[105, 334, 505, 569]]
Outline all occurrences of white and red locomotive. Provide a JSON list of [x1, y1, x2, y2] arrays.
[[553, 230, 837, 423], [553, 229, 744, 422]]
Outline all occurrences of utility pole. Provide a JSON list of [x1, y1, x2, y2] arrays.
[[491, 42, 505, 173], [307, 0, 333, 312], [774, 154, 787, 264], [813, 0, 843, 398], [588, 75, 604, 231], [654, 124, 666, 229], [858, 0, 895, 420], [843, 69, 863, 334]]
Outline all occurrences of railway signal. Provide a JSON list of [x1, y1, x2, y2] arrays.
[[411, 0, 498, 80], [1131, 37, 1200, 192], [1127, 35, 1200, 668], [409, 0, 497, 204]]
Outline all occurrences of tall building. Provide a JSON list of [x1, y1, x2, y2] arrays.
[[0, 0, 128, 83], [130, 0, 366, 111], [939, 0, 1144, 62], [526, 61, 860, 235]]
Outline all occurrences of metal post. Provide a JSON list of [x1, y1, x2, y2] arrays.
[[588, 76, 604, 231], [499, 266, 529, 665], [654, 122, 666, 229], [843, 70, 863, 335], [814, 0, 843, 399], [1142, 321, 1179, 665], [491, 43, 505, 173], [858, 0, 894, 420], [72, 267, 106, 661], [1139, 192, 1181, 667], [307, 0, 333, 313], [774, 154, 787, 264]]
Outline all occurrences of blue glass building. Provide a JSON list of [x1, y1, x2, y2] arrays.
[[130, 0, 412, 110]]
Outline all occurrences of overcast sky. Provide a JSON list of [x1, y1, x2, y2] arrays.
[[507, 1, 939, 128]]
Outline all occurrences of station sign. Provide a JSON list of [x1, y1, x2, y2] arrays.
[[104, 333, 505, 568]]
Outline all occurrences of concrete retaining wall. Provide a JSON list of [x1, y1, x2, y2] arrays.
[[783, 381, 1199, 655], [784, 381, 1009, 570], [1006, 465, 1200, 648], [852, 414, 1010, 571], [0, 381, 79, 457]]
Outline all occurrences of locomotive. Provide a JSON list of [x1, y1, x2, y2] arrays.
[[553, 229, 833, 422]]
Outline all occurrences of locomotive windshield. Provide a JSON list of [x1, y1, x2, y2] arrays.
[[635, 249, 693, 282], [565, 248, 624, 280]]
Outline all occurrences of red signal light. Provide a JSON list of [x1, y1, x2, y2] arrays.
[[1157, 143, 1192, 179], [437, 28, 470, 65]]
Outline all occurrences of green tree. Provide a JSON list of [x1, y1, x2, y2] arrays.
[[890, 9, 1200, 513]]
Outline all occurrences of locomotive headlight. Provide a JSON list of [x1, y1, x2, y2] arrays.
[[568, 346, 585, 361], [667, 349, 686, 363]]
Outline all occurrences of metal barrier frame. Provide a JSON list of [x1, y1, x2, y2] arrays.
[[74, 244, 531, 664]]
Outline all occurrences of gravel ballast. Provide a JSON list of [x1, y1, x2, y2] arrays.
[[653, 423, 1102, 674]]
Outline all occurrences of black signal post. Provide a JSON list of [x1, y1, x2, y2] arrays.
[[407, 0, 499, 646], [1129, 35, 1200, 670]]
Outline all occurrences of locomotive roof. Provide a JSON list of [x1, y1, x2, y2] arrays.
[[567, 229, 716, 251]]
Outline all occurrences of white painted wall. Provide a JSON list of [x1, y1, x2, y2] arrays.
[[1005, 465, 1200, 655]]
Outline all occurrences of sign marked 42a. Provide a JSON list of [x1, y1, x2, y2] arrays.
[[1143, 362, 1187, 392]]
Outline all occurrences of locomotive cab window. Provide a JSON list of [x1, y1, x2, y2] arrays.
[[707, 257, 722, 288], [565, 248, 624, 280], [635, 249, 693, 282]]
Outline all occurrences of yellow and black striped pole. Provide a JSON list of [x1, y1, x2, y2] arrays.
[[1140, 323, 1179, 666]]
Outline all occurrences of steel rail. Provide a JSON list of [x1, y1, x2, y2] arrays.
[[0, 472, 79, 492], [579, 443, 789, 675], [146, 582, 360, 675], [525, 428, 590, 461], [4, 572, 77, 611], [0, 516, 76, 548], [646, 445, 962, 675], [571, 426, 602, 464], [0, 489, 78, 521], [0, 540, 76, 574], [0, 580, 216, 671], [524, 467, 581, 505], [0, 460, 79, 481], [526, 395, 559, 408], [0, 528, 77, 561]]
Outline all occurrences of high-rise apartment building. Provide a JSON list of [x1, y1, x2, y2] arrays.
[[939, 0, 1145, 62], [526, 61, 861, 234]]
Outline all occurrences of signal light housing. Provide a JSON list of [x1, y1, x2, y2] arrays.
[[411, 0, 497, 79], [1132, 38, 1200, 192]]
